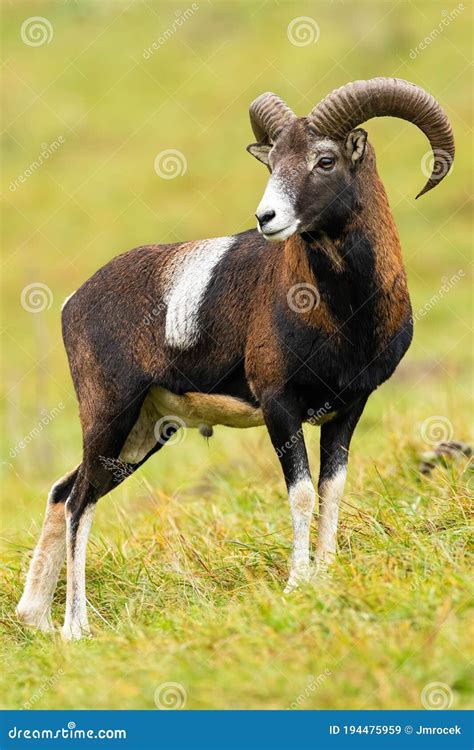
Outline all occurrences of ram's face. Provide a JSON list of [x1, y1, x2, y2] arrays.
[[248, 119, 368, 241]]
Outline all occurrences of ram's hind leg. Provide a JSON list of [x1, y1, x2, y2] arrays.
[[61, 397, 174, 640], [17, 467, 79, 632]]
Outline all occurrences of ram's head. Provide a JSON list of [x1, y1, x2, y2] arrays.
[[247, 78, 455, 241]]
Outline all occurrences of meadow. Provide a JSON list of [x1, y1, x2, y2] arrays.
[[1, 0, 472, 710]]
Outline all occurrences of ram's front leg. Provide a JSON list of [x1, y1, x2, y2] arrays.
[[262, 395, 316, 593], [315, 398, 367, 570]]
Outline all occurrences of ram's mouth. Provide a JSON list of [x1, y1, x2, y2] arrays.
[[259, 222, 300, 242]]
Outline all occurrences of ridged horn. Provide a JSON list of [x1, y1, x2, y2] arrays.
[[309, 77, 454, 198], [249, 92, 296, 143]]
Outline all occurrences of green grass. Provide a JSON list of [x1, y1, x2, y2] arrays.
[[1, 0, 473, 710]]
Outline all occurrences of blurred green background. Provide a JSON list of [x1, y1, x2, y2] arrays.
[[1, 0, 472, 710]]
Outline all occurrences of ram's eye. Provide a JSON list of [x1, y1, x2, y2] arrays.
[[317, 157, 335, 170]]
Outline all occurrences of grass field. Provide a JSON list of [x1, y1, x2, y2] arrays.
[[1, 0, 473, 710]]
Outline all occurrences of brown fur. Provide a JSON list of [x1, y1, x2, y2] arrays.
[[282, 234, 341, 337], [352, 149, 411, 341]]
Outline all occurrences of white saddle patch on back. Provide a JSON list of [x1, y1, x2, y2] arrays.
[[164, 236, 234, 349]]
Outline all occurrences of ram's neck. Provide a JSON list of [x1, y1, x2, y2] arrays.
[[281, 168, 411, 344], [352, 163, 408, 297]]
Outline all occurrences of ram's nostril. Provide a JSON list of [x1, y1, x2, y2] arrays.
[[256, 210, 276, 228]]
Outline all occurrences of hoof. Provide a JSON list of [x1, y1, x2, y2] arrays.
[[311, 554, 335, 582], [61, 621, 92, 641], [16, 603, 54, 633], [283, 564, 312, 594]]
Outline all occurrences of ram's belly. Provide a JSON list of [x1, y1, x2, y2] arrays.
[[149, 386, 265, 429], [119, 386, 265, 464], [120, 386, 338, 465]]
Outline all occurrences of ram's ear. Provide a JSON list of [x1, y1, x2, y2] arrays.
[[246, 142, 271, 166], [345, 128, 368, 166]]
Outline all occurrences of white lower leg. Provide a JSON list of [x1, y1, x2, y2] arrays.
[[62, 505, 95, 640], [17, 501, 66, 631], [285, 476, 316, 593], [316, 466, 347, 566]]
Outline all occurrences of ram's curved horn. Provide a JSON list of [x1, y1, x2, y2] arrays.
[[308, 77, 454, 198], [249, 92, 296, 143]]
